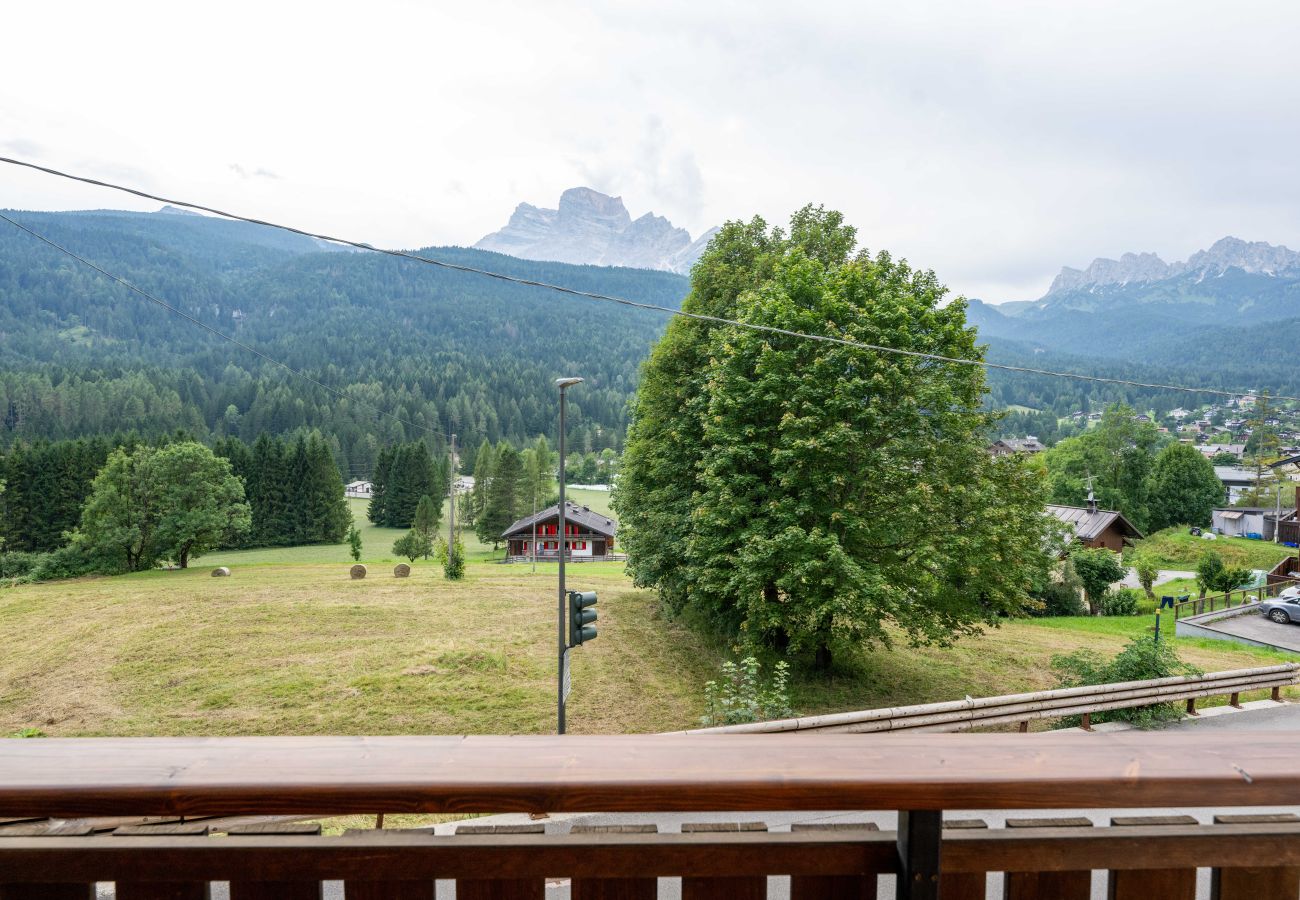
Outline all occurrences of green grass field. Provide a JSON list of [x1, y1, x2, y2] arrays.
[[3, 497, 1297, 739], [1134, 527, 1296, 572]]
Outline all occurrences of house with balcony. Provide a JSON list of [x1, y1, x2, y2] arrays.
[[501, 501, 619, 561]]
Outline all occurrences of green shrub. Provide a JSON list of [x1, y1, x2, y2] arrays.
[[26, 545, 126, 582], [1051, 635, 1201, 727], [0, 551, 41, 580], [1029, 559, 1087, 617], [1101, 587, 1142, 617], [701, 656, 793, 726], [444, 539, 466, 580]]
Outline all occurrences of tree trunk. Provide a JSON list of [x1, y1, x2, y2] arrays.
[[179, 547, 189, 569], [814, 642, 833, 672]]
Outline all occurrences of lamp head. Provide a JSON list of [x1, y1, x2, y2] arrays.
[[555, 377, 584, 389]]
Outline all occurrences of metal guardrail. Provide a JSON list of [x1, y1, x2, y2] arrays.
[[685, 664, 1300, 734]]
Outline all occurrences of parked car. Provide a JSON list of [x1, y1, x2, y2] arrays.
[[1260, 592, 1300, 624]]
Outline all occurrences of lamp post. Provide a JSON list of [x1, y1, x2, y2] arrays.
[[555, 376, 583, 734]]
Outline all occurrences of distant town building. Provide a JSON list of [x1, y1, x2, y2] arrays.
[[1212, 508, 1279, 540], [988, 436, 1046, 457], [1214, 466, 1273, 504], [345, 480, 373, 499]]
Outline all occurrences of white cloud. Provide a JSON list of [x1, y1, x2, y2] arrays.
[[2, 0, 1299, 300]]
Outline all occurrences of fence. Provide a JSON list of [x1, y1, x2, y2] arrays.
[[1173, 573, 1300, 619], [683, 663, 1298, 735], [6, 733, 1300, 899]]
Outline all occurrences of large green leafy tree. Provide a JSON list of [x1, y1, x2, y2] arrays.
[[1146, 442, 1225, 530], [1042, 405, 1159, 532], [76, 446, 163, 572], [616, 207, 1057, 669], [151, 442, 252, 568]]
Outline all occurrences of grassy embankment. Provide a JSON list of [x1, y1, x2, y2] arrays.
[[3, 497, 1298, 742]]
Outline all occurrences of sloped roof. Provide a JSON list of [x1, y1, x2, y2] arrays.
[[501, 501, 617, 539], [1046, 504, 1144, 543]]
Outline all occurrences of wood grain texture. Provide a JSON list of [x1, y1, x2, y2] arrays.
[[228, 882, 323, 900], [1108, 868, 1196, 900], [0, 886, 95, 900], [1210, 866, 1300, 899], [341, 883, 433, 900], [5, 732, 1300, 817], [455, 879, 544, 900]]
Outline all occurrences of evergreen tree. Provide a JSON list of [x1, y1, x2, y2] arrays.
[[413, 494, 441, 559], [469, 439, 496, 526], [301, 435, 352, 543], [368, 445, 394, 526], [477, 444, 524, 550], [347, 523, 362, 562]]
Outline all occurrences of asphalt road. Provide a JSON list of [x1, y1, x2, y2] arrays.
[[1197, 608, 1300, 652]]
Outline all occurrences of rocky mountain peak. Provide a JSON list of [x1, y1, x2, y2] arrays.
[[475, 187, 714, 274], [1045, 236, 1300, 296]]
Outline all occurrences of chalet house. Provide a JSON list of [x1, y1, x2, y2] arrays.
[[501, 501, 618, 561], [988, 436, 1045, 457], [1047, 501, 1143, 553], [344, 480, 373, 499]]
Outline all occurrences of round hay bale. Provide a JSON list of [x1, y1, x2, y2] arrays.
[[350, 564, 367, 580], [393, 564, 411, 578], [210, 566, 231, 577]]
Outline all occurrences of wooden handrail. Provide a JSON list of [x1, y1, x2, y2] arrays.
[[7, 732, 1300, 817]]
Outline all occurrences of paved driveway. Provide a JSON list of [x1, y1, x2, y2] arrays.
[[1195, 609, 1300, 653]]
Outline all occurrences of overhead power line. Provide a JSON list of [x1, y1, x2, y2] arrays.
[[0, 155, 1293, 403], [0, 211, 445, 441]]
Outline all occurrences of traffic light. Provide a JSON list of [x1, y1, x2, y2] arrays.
[[568, 590, 598, 645]]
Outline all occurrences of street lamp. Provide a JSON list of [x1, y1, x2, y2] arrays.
[[555, 376, 583, 734]]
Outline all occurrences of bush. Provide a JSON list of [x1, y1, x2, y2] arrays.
[[701, 656, 793, 726], [0, 551, 41, 580], [1030, 559, 1087, 617], [1101, 587, 1142, 617], [29, 544, 126, 581], [444, 539, 466, 580], [1051, 635, 1201, 727]]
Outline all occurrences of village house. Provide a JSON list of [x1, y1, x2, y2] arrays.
[[344, 480, 373, 499], [1047, 499, 1143, 553], [1215, 466, 1273, 504], [988, 436, 1046, 457], [501, 501, 619, 561]]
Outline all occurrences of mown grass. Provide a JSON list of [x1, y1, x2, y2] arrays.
[[4, 539, 1295, 740]]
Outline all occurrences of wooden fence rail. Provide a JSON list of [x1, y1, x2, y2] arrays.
[[1173, 573, 1300, 619], [683, 663, 1300, 734], [8, 734, 1300, 898]]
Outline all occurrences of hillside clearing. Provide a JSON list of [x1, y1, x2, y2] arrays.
[[1134, 527, 1296, 571], [3, 549, 1294, 738]]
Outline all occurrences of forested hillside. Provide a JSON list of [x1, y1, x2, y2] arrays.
[[0, 208, 688, 476]]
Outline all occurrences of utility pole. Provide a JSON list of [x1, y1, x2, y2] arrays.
[[555, 377, 583, 734], [448, 433, 456, 563]]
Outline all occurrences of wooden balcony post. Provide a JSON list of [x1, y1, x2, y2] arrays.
[[114, 822, 213, 900], [940, 820, 988, 900], [1107, 815, 1197, 899], [0, 821, 96, 900], [897, 810, 942, 900], [455, 823, 545, 900], [569, 823, 657, 900], [1002, 817, 1093, 900], [681, 822, 767, 900], [789, 821, 879, 900], [1210, 814, 1300, 899], [227, 823, 323, 900]]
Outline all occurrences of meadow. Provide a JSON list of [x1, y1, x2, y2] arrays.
[[3, 492, 1297, 740]]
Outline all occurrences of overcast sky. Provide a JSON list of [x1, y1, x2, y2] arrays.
[[4, 1, 1300, 302]]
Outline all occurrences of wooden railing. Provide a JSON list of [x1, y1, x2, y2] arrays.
[[1172, 575, 1300, 619], [684, 664, 1299, 734], [7, 734, 1300, 898]]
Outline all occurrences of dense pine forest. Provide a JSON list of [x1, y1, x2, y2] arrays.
[[0, 208, 688, 476], [0, 205, 1286, 471]]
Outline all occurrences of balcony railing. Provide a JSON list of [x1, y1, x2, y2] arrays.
[[4, 733, 1300, 898]]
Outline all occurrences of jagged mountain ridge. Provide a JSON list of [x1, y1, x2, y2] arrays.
[[1045, 236, 1300, 295], [475, 187, 717, 275], [967, 235, 1300, 363]]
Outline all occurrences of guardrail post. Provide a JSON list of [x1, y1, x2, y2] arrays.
[[1186, 698, 1199, 716], [897, 810, 941, 900], [1230, 692, 1242, 709]]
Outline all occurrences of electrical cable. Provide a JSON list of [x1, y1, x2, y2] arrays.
[[0, 155, 1293, 402]]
